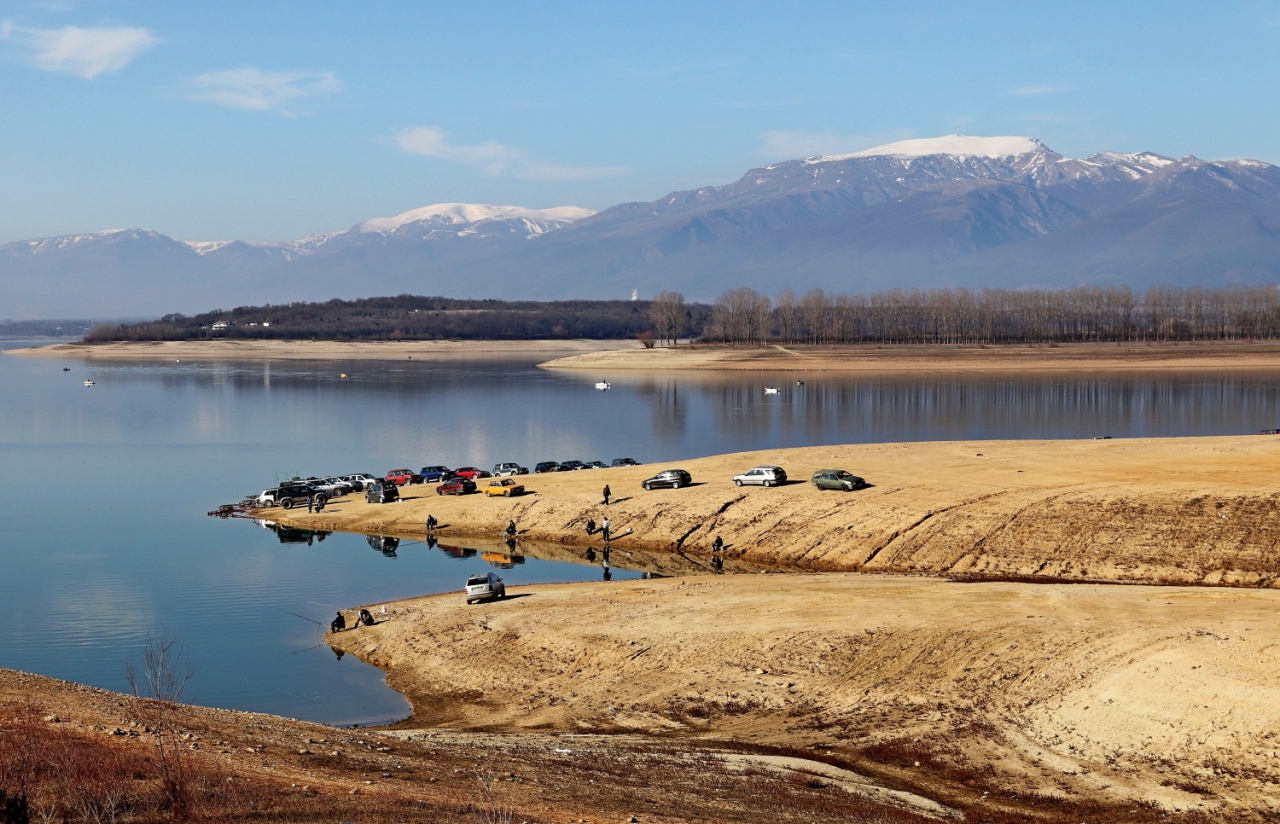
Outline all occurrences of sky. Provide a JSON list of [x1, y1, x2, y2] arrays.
[[3, 0, 1280, 244]]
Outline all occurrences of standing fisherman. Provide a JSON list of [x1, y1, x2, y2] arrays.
[[602, 516, 611, 542]]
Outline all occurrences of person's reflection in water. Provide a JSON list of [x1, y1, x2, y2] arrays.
[[602, 558, 611, 581], [332, 647, 345, 661], [426, 536, 438, 550], [585, 547, 596, 562]]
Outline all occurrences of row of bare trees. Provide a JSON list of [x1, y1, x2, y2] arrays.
[[702, 285, 1280, 344]]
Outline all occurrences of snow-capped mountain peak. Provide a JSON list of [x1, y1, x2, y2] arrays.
[[184, 240, 235, 255], [807, 135, 1051, 164], [355, 203, 595, 235]]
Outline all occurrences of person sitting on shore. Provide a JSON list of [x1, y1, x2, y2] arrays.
[[426, 514, 438, 532], [712, 535, 724, 552], [356, 608, 374, 627], [506, 520, 517, 538], [330, 612, 346, 633], [586, 518, 596, 535]]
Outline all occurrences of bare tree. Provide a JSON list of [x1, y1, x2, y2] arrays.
[[774, 290, 798, 343], [649, 290, 687, 345], [125, 631, 195, 819]]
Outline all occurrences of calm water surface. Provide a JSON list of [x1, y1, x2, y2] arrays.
[[2, 341, 1279, 724]]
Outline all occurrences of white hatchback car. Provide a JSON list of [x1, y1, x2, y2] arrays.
[[464, 572, 506, 604], [732, 465, 788, 487]]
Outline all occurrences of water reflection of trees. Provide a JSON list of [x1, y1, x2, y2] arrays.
[[693, 372, 1280, 444], [633, 376, 687, 443]]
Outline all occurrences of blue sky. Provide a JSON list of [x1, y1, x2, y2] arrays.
[[3, 0, 1280, 243]]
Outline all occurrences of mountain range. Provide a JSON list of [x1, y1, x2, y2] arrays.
[[5, 134, 1280, 319]]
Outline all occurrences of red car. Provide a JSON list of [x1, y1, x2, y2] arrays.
[[453, 466, 491, 480], [385, 468, 421, 486], [437, 477, 477, 496]]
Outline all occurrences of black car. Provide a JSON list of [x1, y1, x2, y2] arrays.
[[365, 482, 399, 504], [611, 458, 641, 467], [642, 469, 692, 490], [276, 482, 326, 509], [559, 460, 587, 471], [534, 461, 562, 473]]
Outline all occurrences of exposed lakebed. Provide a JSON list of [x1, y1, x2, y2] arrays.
[[3, 341, 1280, 725]]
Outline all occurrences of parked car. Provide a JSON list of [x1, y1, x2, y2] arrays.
[[584, 461, 608, 469], [320, 476, 356, 495], [559, 460, 586, 471], [365, 482, 400, 504], [484, 478, 526, 497], [733, 465, 787, 487], [437, 477, 477, 496], [385, 468, 422, 486], [419, 465, 452, 483], [464, 571, 506, 604], [343, 473, 378, 490], [811, 469, 866, 491], [454, 466, 491, 480], [305, 477, 348, 496], [642, 469, 692, 490], [534, 461, 562, 474], [493, 462, 528, 476], [264, 482, 326, 509], [611, 458, 642, 467]]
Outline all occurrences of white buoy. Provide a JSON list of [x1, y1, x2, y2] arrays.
[[595, 381, 610, 390], [764, 386, 780, 395]]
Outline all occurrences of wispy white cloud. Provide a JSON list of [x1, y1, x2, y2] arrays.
[[1007, 85, 1072, 97], [187, 68, 341, 115], [757, 129, 882, 159], [1, 20, 157, 78], [393, 125, 631, 181]]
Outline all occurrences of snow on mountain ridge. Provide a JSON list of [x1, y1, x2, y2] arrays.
[[808, 135, 1051, 163], [356, 203, 595, 235]]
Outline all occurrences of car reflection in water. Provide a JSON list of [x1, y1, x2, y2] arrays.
[[433, 540, 477, 560], [481, 551, 525, 570], [365, 534, 400, 557], [257, 520, 331, 546]]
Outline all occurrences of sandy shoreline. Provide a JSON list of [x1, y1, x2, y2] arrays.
[[266, 434, 1280, 587], [330, 573, 1280, 816], [5, 338, 640, 361], [541, 340, 1280, 372]]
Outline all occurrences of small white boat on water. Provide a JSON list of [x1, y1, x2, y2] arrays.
[[83, 380, 95, 386], [595, 381, 610, 390], [764, 386, 780, 395]]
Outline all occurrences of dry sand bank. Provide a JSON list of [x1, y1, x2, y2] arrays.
[[7, 338, 639, 361], [2, 668, 945, 823], [540, 341, 1280, 373], [330, 573, 1280, 817], [268, 435, 1280, 587]]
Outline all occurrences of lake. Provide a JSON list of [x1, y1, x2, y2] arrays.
[[3, 341, 1280, 725]]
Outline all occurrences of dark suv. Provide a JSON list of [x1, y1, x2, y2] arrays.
[[534, 461, 561, 474], [611, 458, 641, 467], [365, 482, 400, 504], [275, 482, 325, 509], [641, 469, 692, 490]]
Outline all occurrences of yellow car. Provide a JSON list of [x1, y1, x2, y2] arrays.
[[485, 478, 526, 497]]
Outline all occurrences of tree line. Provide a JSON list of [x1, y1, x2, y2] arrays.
[[703, 285, 1280, 344], [83, 285, 1280, 345], [85, 296, 712, 342]]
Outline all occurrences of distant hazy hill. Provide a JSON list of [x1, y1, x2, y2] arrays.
[[4, 137, 1280, 318]]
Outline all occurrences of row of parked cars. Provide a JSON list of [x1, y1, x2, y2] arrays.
[[256, 474, 380, 509], [638, 465, 867, 492]]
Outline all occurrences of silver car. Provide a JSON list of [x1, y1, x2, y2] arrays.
[[733, 465, 787, 487], [464, 572, 506, 604]]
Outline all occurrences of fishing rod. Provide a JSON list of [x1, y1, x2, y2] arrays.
[[283, 610, 325, 627]]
